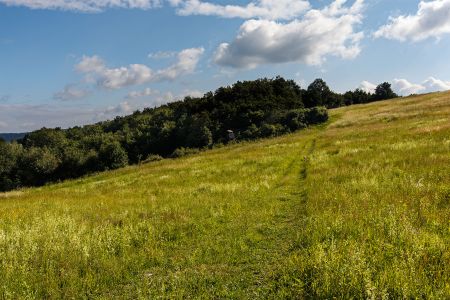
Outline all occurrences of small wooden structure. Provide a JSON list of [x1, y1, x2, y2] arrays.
[[227, 130, 235, 141]]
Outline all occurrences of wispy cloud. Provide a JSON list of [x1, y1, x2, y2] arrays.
[[170, 0, 310, 21], [0, 0, 163, 12], [53, 84, 90, 101]]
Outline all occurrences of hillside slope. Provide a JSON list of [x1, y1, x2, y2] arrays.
[[0, 92, 449, 298]]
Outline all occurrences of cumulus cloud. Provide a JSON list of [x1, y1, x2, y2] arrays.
[[155, 47, 205, 81], [360, 77, 450, 96], [54, 84, 90, 101], [76, 47, 204, 89], [423, 76, 450, 91], [213, 0, 364, 69], [374, 0, 450, 42], [392, 79, 426, 95], [358, 80, 376, 93], [0, 0, 162, 12], [359, 77, 450, 96], [171, 0, 310, 20]]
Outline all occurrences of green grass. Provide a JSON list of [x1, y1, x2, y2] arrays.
[[1, 92, 449, 299]]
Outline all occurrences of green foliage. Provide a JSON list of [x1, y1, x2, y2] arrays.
[[374, 82, 399, 101], [305, 106, 329, 124], [18, 147, 60, 186], [170, 147, 200, 158], [0, 142, 22, 190], [143, 154, 164, 163], [98, 141, 129, 170]]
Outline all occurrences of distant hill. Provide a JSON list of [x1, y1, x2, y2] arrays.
[[0, 133, 27, 142]]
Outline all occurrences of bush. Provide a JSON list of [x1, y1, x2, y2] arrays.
[[284, 109, 307, 131], [143, 154, 164, 163], [241, 124, 260, 140], [305, 107, 329, 124], [98, 142, 128, 170], [170, 147, 200, 158], [259, 123, 286, 137], [18, 147, 60, 186]]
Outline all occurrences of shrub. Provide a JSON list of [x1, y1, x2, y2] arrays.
[[241, 124, 260, 140], [170, 147, 200, 158], [284, 109, 307, 131], [143, 154, 164, 163], [305, 107, 329, 124], [98, 141, 128, 170], [259, 123, 286, 137]]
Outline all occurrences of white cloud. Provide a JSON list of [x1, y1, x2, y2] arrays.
[[54, 84, 90, 101], [76, 47, 204, 89], [125, 87, 159, 99], [389, 77, 450, 96], [358, 80, 376, 93], [154, 89, 203, 104], [0, 0, 162, 12], [0, 121, 8, 129], [104, 101, 133, 115], [392, 79, 426, 95], [374, 0, 450, 42], [359, 77, 450, 95], [213, 0, 364, 69], [155, 47, 204, 81], [423, 76, 450, 91], [126, 87, 204, 108], [75, 55, 106, 73], [171, 0, 310, 21]]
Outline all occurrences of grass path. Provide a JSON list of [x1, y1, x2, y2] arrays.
[[1, 92, 449, 298]]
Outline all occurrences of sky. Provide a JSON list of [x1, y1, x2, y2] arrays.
[[1, 0, 450, 132]]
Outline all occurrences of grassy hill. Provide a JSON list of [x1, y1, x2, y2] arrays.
[[0, 92, 449, 298]]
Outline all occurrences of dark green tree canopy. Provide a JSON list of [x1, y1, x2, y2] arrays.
[[374, 82, 398, 101]]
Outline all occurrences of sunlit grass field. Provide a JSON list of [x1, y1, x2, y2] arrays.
[[1, 92, 449, 299]]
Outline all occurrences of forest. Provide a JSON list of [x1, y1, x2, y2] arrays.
[[0, 77, 398, 192]]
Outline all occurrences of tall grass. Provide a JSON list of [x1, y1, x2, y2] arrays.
[[0, 92, 449, 298]]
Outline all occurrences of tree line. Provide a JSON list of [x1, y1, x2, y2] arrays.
[[0, 77, 398, 192]]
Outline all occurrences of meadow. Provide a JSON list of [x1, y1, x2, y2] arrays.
[[0, 92, 449, 299]]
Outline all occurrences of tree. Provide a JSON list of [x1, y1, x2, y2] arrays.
[[304, 79, 332, 108], [18, 147, 60, 186], [98, 141, 128, 170], [0, 142, 23, 191], [344, 89, 372, 105], [373, 82, 398, 101]]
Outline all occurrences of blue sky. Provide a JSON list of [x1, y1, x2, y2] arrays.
[[1, 0, 450, 132]]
